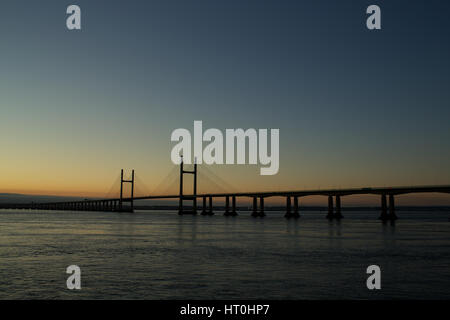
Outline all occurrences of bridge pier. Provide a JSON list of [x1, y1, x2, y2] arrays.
[[286, 196, 300, 219], [389, 194, 398, 220], [201, 196, 207, 215], [335, 195, 343, 219], [251, 196, 265, 217], [293, 196, 300, 218], [379, 194, 388, 220], [208, 196, 213, 215], [199, 196, 214, 215], [224, 196, 230, 216], [259, 196, 265, 217], [251, 197, 258, 217], [224, 196, 237, 216], [231, 196, 237, 216], [326, 195, 334, 219], [284, 196, 291, 218]]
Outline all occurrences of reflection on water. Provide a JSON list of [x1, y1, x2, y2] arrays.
[[0, 209, 449, 299]]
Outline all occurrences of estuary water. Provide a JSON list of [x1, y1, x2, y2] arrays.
[[0, 209, 449, 299]]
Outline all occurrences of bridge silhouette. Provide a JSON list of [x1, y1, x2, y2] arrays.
[[3, 160, 450, 221]]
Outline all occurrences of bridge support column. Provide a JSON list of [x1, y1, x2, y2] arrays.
[[389, 194, 398, 220], [286, 196, 300, 219], [208, 196, 213, 215], [284, 196, 292, 218], [379, 194, 388, 220], [251, 197, 258, 217], [224, 196, 237, 216], [335, 195, 343, 219], [259, 197, 265, 217], [224, 196, 231, 216], [231, 196, 237, 216], [326, 195, 334, 219], [293, 196, 300, 218], [201, 196, 207, 215]]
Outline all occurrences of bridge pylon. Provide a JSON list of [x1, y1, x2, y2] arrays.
[[178, 157, 197, 215], [119, 169, 134, 212]]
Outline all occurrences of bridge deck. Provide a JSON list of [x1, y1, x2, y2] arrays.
[[2, 185, 449, 207]]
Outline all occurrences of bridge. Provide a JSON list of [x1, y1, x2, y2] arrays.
[[2, 160, 450, 221]]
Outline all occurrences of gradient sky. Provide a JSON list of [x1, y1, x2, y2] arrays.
[[1, 0, 449, 204]]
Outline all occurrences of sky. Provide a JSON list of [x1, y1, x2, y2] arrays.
[[0, 0, 449, 205]]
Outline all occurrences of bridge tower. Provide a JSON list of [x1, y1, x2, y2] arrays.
[[119, 169, 135, 212], [178, 157, 197, 215]]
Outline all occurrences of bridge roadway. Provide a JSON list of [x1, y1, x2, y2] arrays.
[[2, 185, 450, 221]]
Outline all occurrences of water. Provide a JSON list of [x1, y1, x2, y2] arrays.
[[0, 209, 449, 299]]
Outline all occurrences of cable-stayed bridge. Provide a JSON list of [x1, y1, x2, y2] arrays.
[[2, 161, 450, 221]]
